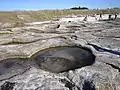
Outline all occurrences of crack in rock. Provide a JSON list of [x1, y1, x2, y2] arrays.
[[0, 65, 31, 81], [106, 63, 120, 72], [87, 43, 120, 55]]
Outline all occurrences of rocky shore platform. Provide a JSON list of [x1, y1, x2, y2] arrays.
[[0, 15, 120, 90]]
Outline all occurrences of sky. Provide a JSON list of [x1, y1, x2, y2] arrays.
[[0, 0, 120, 10]]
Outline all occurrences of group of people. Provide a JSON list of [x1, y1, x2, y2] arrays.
[[99, 13, 117, 20], [83, 13, 118, 21]]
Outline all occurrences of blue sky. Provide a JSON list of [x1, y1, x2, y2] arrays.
[[0, 0, 120, 10]]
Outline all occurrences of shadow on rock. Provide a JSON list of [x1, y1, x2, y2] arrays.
[[60, 78, 75, 90], [83, 80, 96, 90], [0, 81, 15, 90], [33, 46, 96, 73]]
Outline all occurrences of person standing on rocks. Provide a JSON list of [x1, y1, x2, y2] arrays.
[[108, 14, 112, 20], [114, 14, 117, 20], [99, 13, 102, 20], [83, 15, 87, 21]]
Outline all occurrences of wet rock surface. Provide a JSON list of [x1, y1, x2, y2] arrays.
[[0, 15, 120, 90], [34, 46, 95, 73]]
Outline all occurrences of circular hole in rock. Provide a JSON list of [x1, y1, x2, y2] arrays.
[[33, 46, 96, 73]]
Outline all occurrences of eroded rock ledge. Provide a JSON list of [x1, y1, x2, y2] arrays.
[[0, 17, 120, 90]]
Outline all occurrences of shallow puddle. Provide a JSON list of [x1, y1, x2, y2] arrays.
[[33, 46, 96, 73]]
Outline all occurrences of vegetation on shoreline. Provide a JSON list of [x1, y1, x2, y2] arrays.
[[70, 6, 89, 10], [0, 8, 120, 23]]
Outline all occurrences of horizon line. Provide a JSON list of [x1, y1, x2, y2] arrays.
[[0, 7, 120, 12]]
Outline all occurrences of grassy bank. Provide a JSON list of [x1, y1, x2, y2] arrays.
[[0, 8, 120, 23]]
